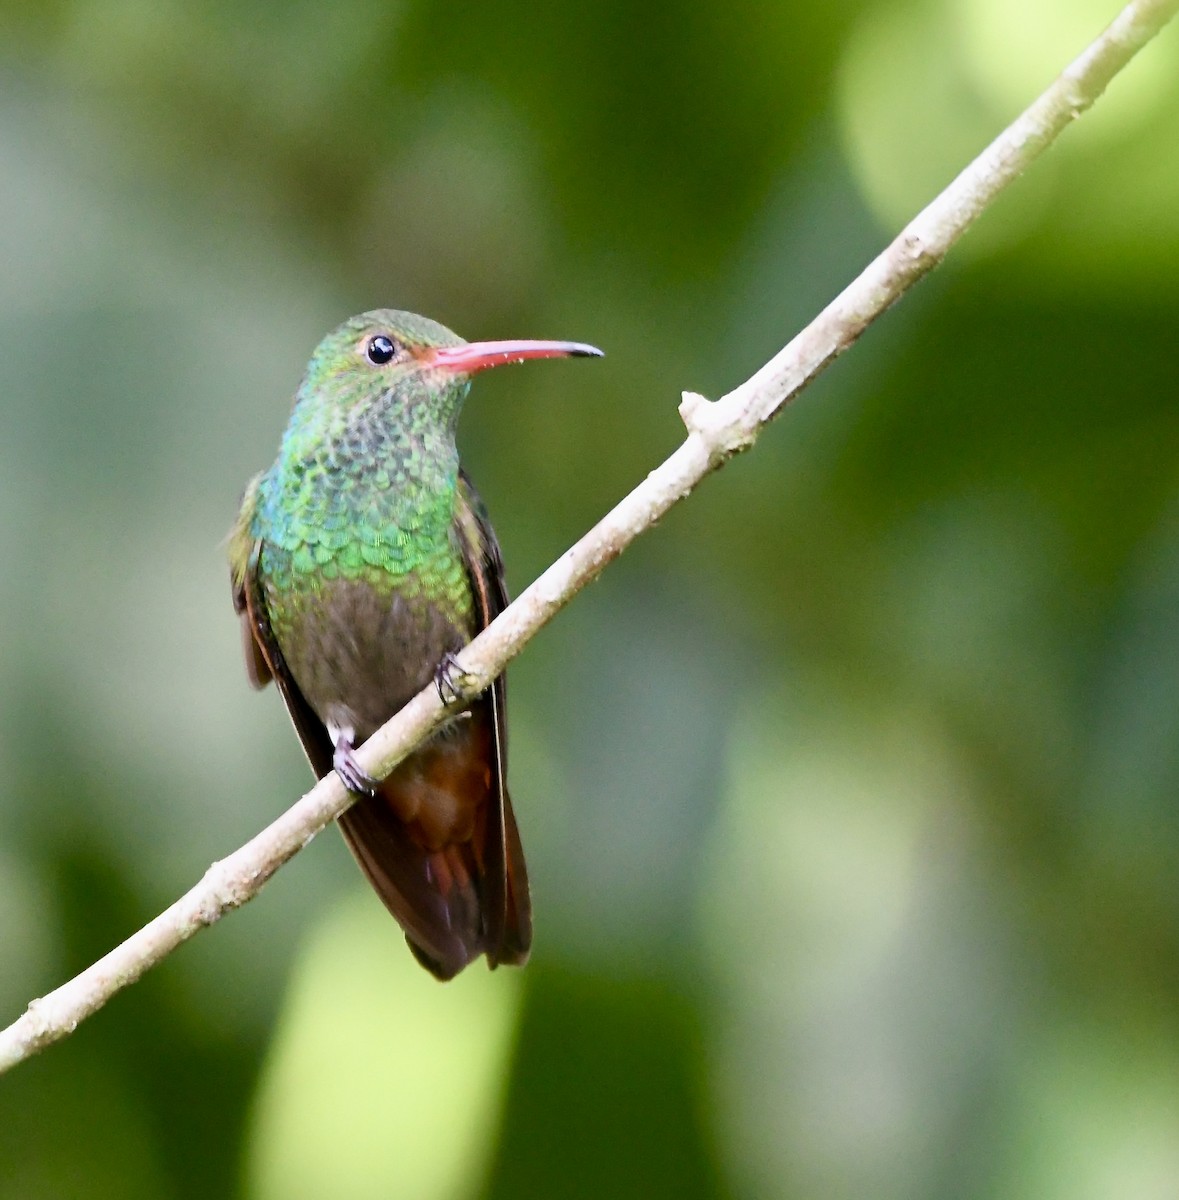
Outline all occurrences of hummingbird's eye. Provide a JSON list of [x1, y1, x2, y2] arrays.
[[365, 334, 399, 365]]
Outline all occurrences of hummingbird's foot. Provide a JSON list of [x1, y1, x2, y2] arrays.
[[333, 739, 378, 796], [434, 652, 480, 706]]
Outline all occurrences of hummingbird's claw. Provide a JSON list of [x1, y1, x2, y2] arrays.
[[435, 652, 479, 706], [333, 741, 378, 796]]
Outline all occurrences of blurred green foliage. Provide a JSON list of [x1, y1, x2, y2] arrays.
[[1, 1, 1178, 1197]]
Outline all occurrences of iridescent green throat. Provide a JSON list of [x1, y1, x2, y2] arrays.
[[251, 364, 474, 622]]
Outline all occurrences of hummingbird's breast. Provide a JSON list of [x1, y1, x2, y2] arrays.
[[271, 571, 473, 739], [253, 444, 475, 739]]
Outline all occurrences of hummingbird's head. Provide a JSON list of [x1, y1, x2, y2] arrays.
[[294, 308, 602, 436]]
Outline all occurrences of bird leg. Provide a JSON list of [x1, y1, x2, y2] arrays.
[[434, 652, 480, 706], [332, 731, 378, 796]]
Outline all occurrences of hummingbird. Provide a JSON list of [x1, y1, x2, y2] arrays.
[[229, 309, 602, 979]]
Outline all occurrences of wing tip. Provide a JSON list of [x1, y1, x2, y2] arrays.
[[406, 934, 475, 982]]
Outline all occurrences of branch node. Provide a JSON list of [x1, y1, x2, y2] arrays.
[[678, 390, 714, 436], [198, 858, 245, 921], [901, 231, 932, 265], [23, 997, 47, 1033]]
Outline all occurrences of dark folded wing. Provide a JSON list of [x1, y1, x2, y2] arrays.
[[454, 469, 532, 967]]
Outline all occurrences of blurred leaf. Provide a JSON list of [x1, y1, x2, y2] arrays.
[[700, 683, 1017, 1200], [486, 964, 728, 1200], [247, 892, 522, 1200]]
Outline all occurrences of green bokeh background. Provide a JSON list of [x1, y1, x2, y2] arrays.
[[2, 1, 1179, 1197]]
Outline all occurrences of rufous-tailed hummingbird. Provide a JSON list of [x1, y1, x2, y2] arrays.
[[229, 309, 602, 979]]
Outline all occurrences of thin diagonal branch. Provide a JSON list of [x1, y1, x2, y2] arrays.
[[2, 0, 1175, 1075]]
